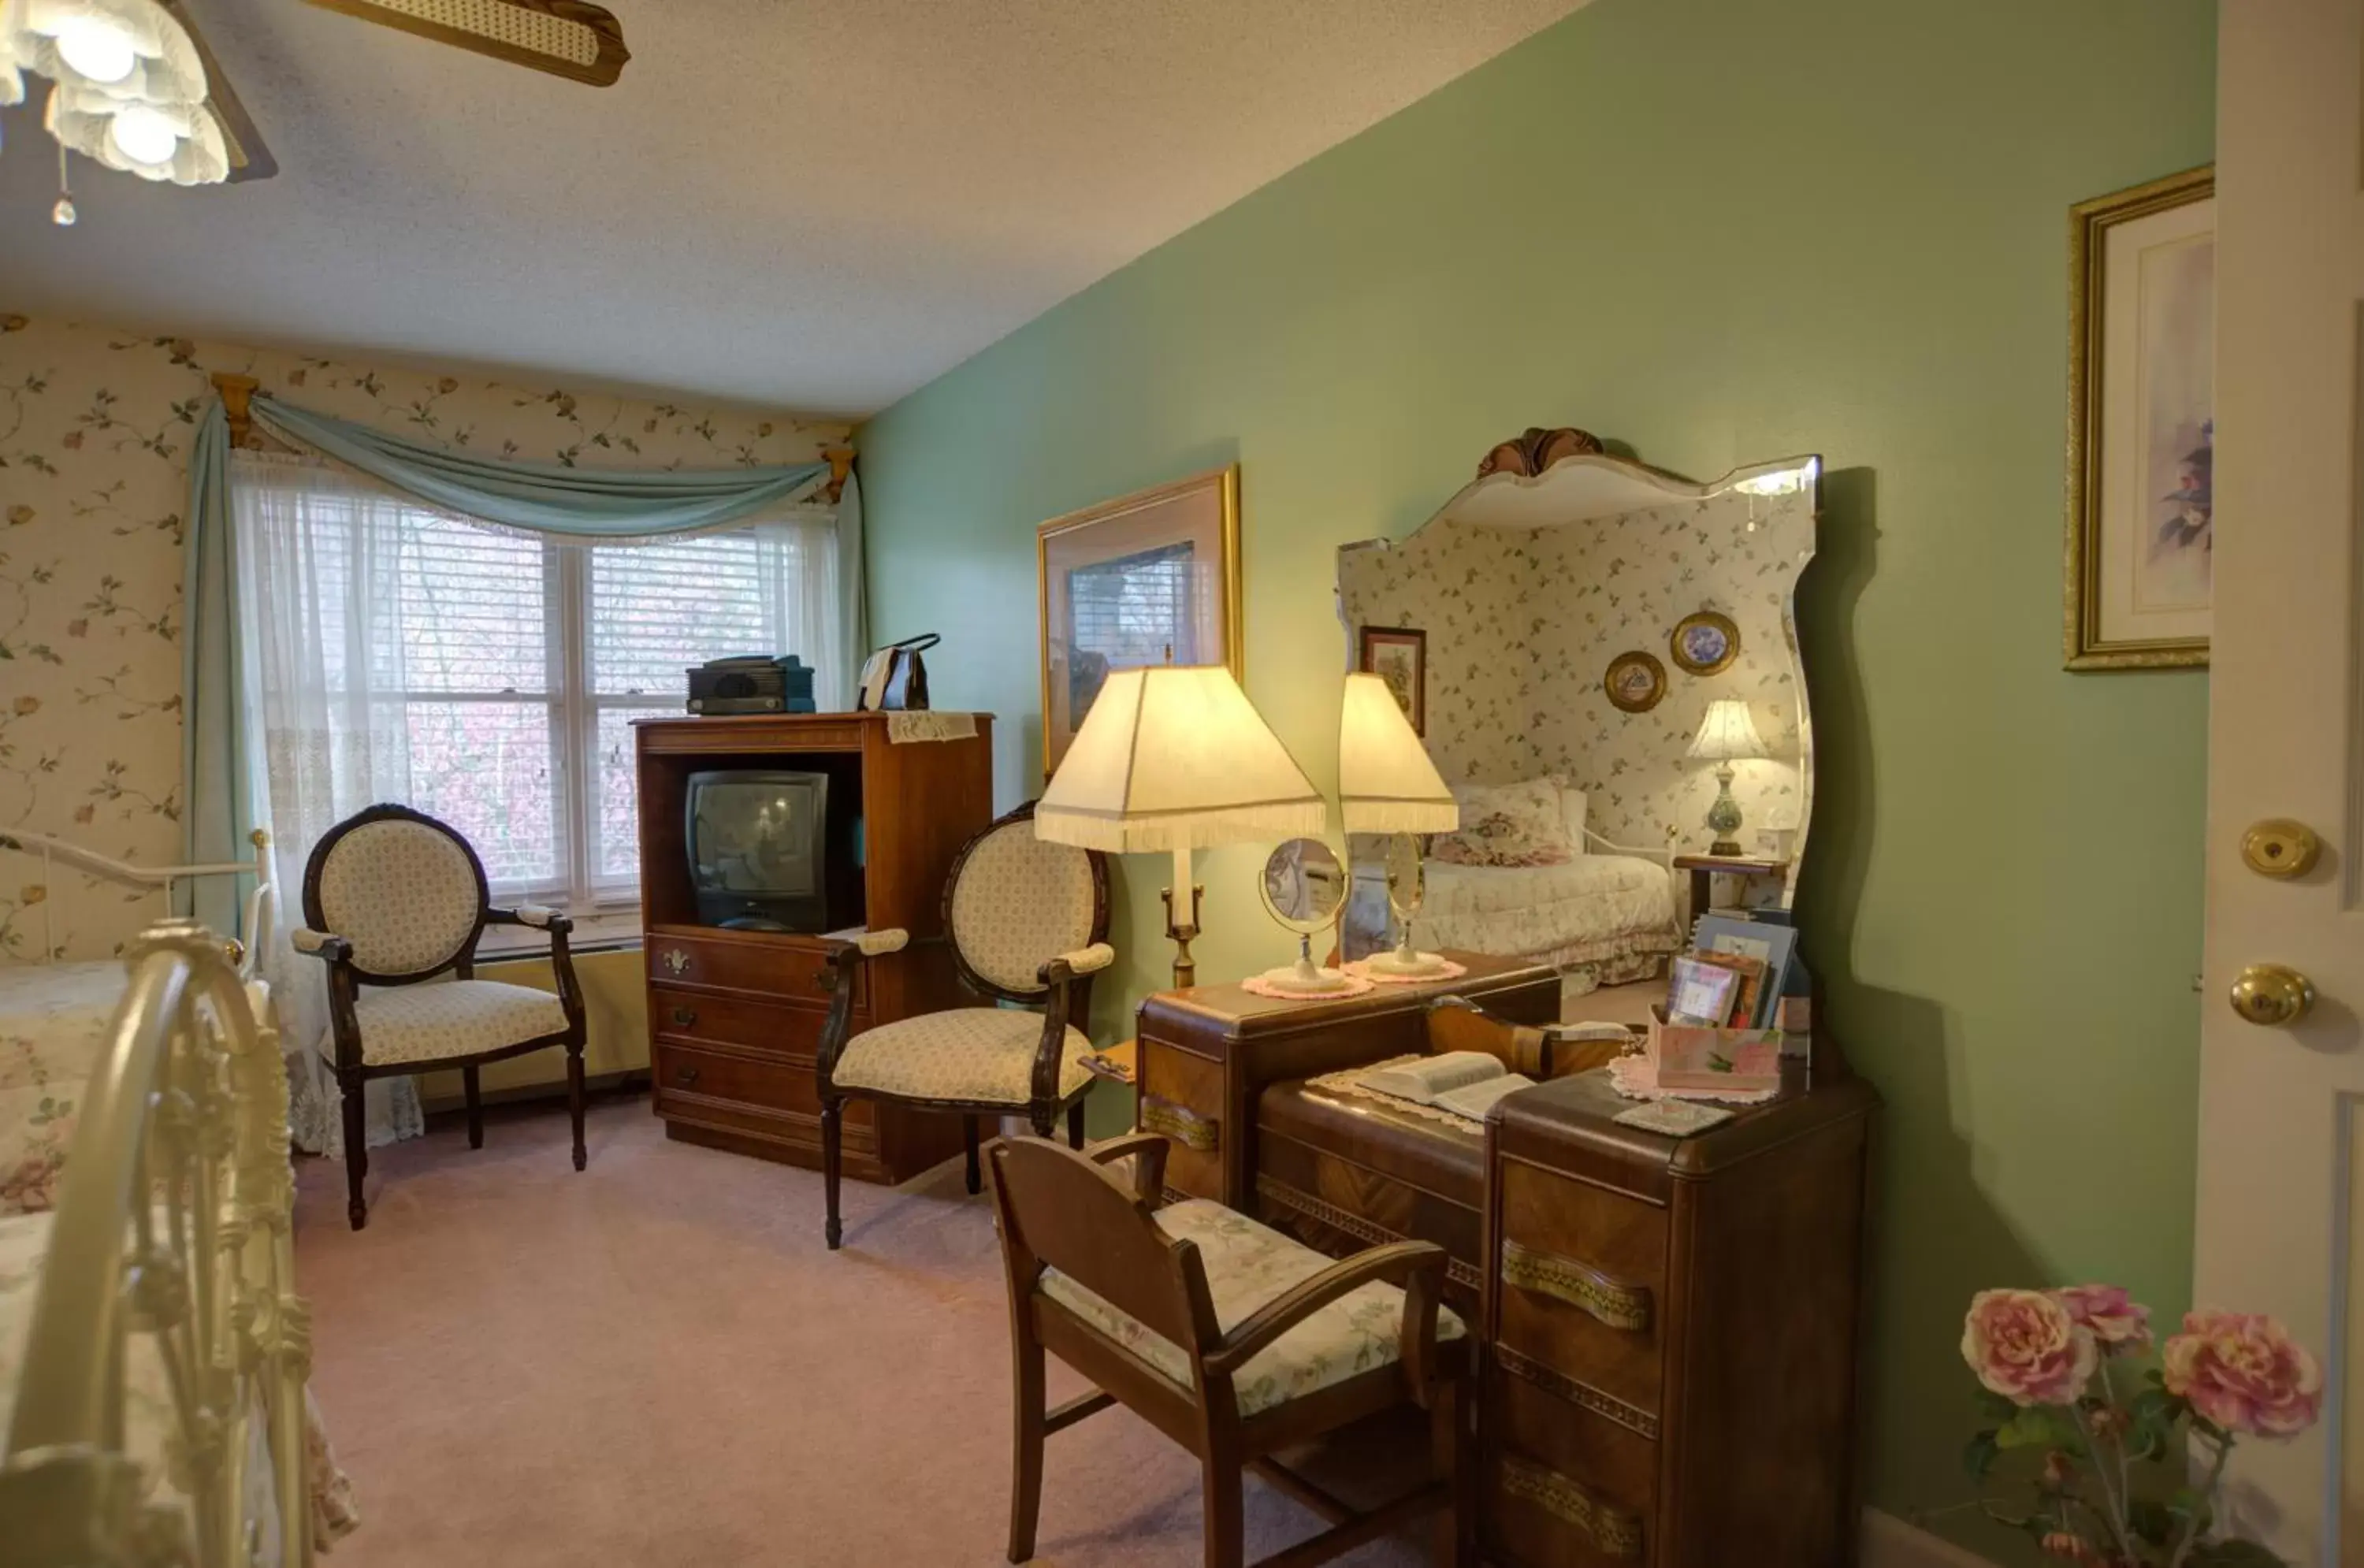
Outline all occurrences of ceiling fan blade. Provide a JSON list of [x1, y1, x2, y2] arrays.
[[161, 0, 277, 181], [299, 0, 629, 87]]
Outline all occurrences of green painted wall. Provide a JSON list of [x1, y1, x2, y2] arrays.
[[859, 0, 2213, 1542]]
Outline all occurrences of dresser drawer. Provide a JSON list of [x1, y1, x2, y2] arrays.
[[1485, 1365, 1658, 1567], [650, 986, 848, 1058], [1137, 1039, 1228, 1202], [1494, 1157, 1667, 1419], [652, 1039, 875, 1157], [645, 929, 853, 1008]]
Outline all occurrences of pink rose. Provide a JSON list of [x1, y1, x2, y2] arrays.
[[2163, 1310, 2322, 1439], [2051, 1284, 2153, 1354], [1962, 1288, 2097, 1406]]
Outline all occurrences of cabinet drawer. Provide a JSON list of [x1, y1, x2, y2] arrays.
[[1494, 1157, 1667, 1419], [1136, 1039, 1226, 1202], [1486, 1365, 1658, 1566], [645, 929, 853, 1008], [649, 987, 844, 1058]]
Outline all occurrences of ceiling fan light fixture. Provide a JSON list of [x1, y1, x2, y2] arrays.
[[47, 76, 222, 181], [4, 0, 204, 103]]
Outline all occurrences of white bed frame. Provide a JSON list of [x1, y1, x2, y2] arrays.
[[0, 837, 309, 1567], [1, 829, 276, 983]]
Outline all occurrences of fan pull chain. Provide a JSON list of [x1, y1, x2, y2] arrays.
[[52, 141, 75, 226]]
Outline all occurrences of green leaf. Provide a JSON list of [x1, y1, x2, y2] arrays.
[[1963, 1431, 2000, 1481], [1997, 1406, 2080, 1450], [1979, 1391, 2020, 1422]]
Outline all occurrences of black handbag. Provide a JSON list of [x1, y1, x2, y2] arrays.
[[856, 633, 939, 712]]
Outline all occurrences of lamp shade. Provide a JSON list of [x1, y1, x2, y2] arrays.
[[1036, 665, 1327, 853], [1338, 672, 1457, 834], [1686, 697, 1769, 763]]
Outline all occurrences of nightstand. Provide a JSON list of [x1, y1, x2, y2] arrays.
[[1672, 853, 1787, 921]]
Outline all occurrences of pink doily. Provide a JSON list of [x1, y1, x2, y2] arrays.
[[1342, 957, 1470, 986], [1608, 1053, 1778, 1105], [1240, 971, 1376, 1001]]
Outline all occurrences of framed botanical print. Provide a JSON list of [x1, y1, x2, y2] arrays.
[[1038, 466, 1242, 775], [2065, 165, 2214, 670], [1357, 626, 1427, 735]]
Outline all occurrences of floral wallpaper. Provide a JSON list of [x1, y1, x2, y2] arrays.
[[1338, 483, 1815, 866], [0, 314, 848, 964]]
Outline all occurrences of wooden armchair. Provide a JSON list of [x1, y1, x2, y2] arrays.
[[292, 804, 588, 1229], [814, 800, 1110, 1250], [987, 1133, 1472, 1568]]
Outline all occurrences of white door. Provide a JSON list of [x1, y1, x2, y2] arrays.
[[2194, 0, 2364, 1558]]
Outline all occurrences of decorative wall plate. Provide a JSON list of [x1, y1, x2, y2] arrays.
[[1670, 611, 1740, 676], [1604, 650, 1667, 713]]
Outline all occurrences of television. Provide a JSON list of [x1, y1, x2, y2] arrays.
[[684, 769, 860, 933]]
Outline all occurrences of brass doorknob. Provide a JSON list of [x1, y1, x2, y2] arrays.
[[2229, 964, 2316, 1027]]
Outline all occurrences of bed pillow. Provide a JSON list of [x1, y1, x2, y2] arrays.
[[1429, 780, 1576, 868]]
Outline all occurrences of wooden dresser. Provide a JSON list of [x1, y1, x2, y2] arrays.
[[632, 712, 992, 1183], [1132, 953, 1559, 1207], [1481, 1062, 1878, 1567]]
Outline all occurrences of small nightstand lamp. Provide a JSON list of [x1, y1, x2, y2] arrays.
[[1686, 697, 1769, 856], [1338, 671, 1459, 978], [1036, 665, 1327, 989]]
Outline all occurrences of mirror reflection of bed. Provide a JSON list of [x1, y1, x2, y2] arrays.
[[1336, 428, 1819, 1020]]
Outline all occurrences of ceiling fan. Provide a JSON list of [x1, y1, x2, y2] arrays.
[[2, 0, 625, 202]]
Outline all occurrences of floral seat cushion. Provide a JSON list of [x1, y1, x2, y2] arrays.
[[333, 980, 569, 1068], [1038, 1199, 1466, 1417], [832, 1008, 1093, 1105]]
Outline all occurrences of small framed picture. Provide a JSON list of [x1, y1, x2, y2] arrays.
[[2065, 165, 2214, 670], [1358, 626, 1426, 734], [1670, 611, 1740, 676], [1604, 650, 1667, 714]]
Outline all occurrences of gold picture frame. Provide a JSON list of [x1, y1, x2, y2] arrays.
[[2065, 165, 2215, 671], [1669, 610, 1740, 677], [1604, 650, 1667, 714], [1037, 466, 1243, 777]]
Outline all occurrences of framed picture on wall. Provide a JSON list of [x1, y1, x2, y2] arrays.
[[2065, 165, 2214, 671], [1357, 626, 1427, 734], [1038, 466, 1242, 776]]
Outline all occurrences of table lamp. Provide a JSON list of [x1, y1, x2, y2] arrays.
[[1337, 671, 1459, 977], [1035, 664, 1327, 988], [1686, 697, 1768, 856]]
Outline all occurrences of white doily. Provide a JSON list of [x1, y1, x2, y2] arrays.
[[1608, 1053, 1778, 1105], [1341, 957, 1469, 986], [1240, 971, 1375, 1001], [884, 710, 979, 743]]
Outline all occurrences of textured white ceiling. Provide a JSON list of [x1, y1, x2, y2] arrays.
[[0, 0, 1585, 415]]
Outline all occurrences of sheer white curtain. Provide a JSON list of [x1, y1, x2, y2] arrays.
[[232, 451, 427, 1154]]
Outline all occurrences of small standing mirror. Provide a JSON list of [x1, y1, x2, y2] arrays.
[[1257, 838, 1349, 995]]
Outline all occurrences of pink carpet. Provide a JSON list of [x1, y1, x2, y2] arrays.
[[293, 1094, 1440, 1566]]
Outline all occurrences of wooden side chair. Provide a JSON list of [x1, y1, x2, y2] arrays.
[[293, 803, 588, 1229], [815, 799, 1111, 1250], [987, 1133, 1473, 1568]]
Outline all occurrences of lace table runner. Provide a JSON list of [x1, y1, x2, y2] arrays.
[[1303, 1055, 1489, 1128]]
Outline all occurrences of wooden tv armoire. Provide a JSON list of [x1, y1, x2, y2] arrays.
[[633, 712, 993, 1182]]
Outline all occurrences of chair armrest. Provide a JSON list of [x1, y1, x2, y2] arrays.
[[1080, 1132, 1168, 1207], [1036, 942, 1115, 989], [1202, 1240, 1448, 1379], [489, 902, 568, 931], [292, 927, 353, 964], [840, 927, 909, 958]]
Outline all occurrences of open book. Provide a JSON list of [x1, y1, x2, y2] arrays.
[[1359, 1050, 1537, 1123]]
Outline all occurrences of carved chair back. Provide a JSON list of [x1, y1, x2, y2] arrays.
[[987, 1135, 1216, 1356], [942, 800, 1110, 1005], [301, 804, 490, 986]]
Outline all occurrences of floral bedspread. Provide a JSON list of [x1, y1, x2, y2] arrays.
[[1408, 853, 1682, 970], [0, 961, 122, 1217]]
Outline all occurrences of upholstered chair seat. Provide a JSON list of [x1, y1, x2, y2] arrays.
[[296, 804, 589, 1228], [340, 980, 572, 1068], [831, 1009, 1096, 1105], [1039, 1198, 1469, 1418]]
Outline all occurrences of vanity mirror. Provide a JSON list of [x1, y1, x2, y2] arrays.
[[1254, 838, 1351, 996], [1336, 427, 1820, 993]]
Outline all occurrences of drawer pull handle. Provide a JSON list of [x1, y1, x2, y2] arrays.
[[1500, 1454, 1645, 1559], [1139, 1098, 1218, 1153], [671, 1006, 697, 1027], [660, 948, 690, 976], [1502, 1238, 1653, 1334], [675, 1065, 701, 1086]]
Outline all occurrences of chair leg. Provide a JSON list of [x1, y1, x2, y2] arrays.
[[1006, 1330, 1046, 1562], [965, 1114, 983, 1196], [1432, 1378, 1473, 1567], [1200, 1454, 1244, 1568], [338, 1071, 368, 1231], [463, 1064, 484, 1150], [1066, 1100, 1086, 1151], [565, 1039, 588, 1172], [821, 1096, 845, 1250]]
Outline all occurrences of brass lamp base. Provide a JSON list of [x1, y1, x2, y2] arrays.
[[1161, 882, 1203, 990]]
